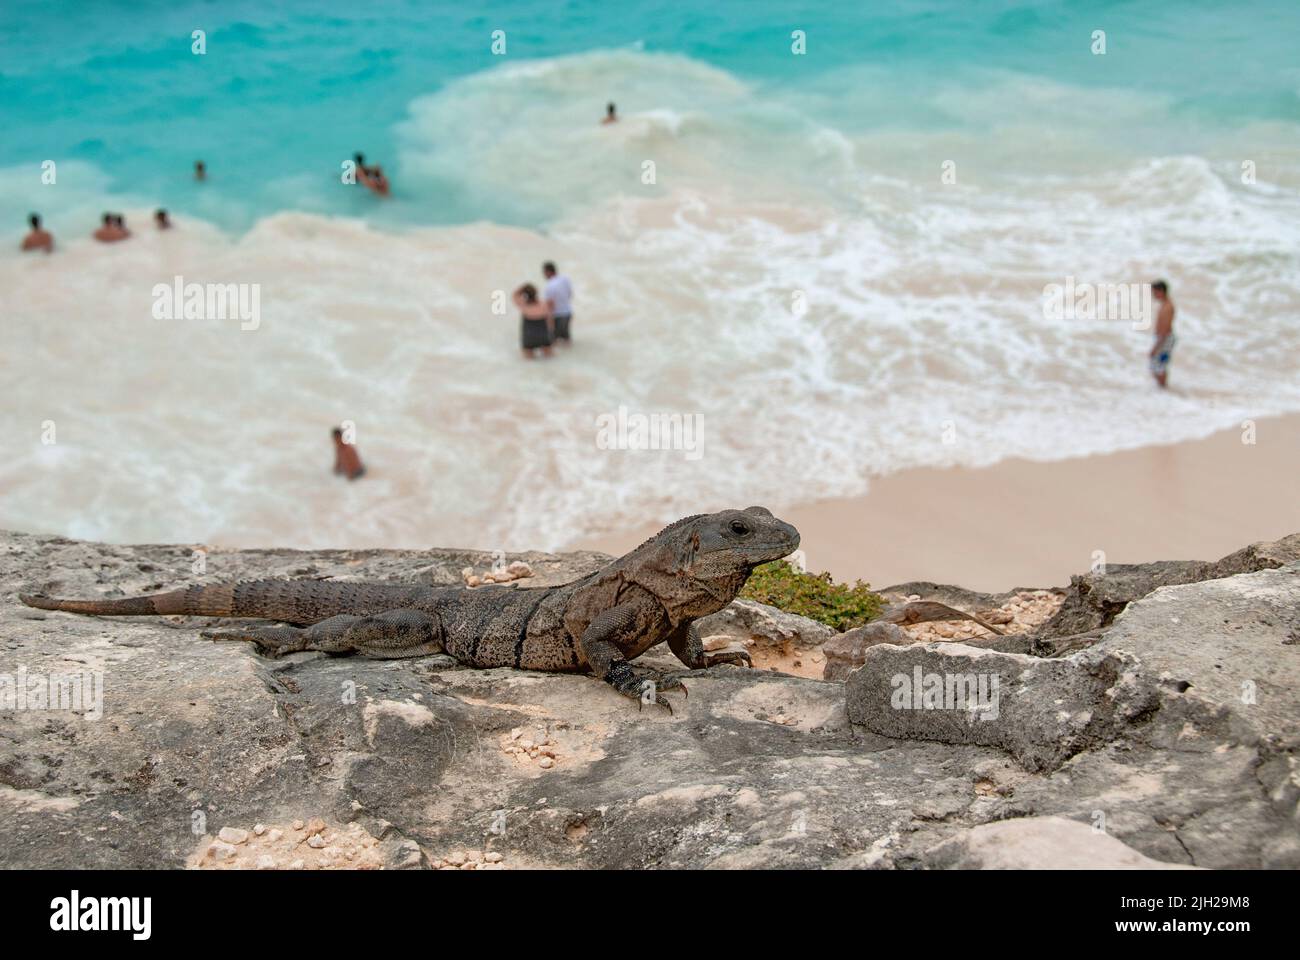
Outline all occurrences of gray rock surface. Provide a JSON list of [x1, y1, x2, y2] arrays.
[[822, 622, 912, 681], [1, 531, 1296, 869], [918, 816, 1199, 869], [694, 598, 835, 651], [846, 643, 1158, 772], [1033, 533, 1300, 645], [845, 561, 1300, 868]]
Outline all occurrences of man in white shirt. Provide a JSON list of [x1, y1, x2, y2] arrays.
[[542, 261, 574, 344]]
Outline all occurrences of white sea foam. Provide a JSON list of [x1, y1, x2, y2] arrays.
[[2, 51, 1298, 552]]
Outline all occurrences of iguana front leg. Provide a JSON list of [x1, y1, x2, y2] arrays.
[[667, 622, 752, 669], [579, 604, 685, 714], [202, 609, 444, 659]]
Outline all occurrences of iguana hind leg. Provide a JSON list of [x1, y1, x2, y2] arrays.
[[203, 609, 444, 660], [579, 605, 685, 714], [667, 622, 752, 670]]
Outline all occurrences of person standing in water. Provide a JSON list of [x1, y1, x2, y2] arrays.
[[21, 214, 53, 252], [1149, 280, 1176, 389], [542, 261, 574, 345], [155, 209, 172, 229], [601, 102, 618, 124], [513, 283, 554, 359], [332, 427, 365, 480], [194, 160, 206, 181]]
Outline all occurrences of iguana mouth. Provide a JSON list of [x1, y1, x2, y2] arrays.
[[744, 521, 800, 565]]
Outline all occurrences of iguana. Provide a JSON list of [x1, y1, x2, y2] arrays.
[[21, 507, 800, 711]]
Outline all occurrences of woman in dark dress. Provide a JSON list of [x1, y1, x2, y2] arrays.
[[513, 283, 554, 359]]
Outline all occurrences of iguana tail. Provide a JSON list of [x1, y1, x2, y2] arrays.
[[19, 579, 426, 626]]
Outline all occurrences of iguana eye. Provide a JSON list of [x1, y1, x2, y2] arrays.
[[729, 520, 750, 535]]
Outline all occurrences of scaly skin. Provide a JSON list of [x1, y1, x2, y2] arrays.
[[21, 508, 800, 711]]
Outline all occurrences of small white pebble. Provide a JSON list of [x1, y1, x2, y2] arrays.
[[538, 757, 555, 769], [217, 827, 249, 845], [207, 841, 238, 860]]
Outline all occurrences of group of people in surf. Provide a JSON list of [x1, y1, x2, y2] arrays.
[[20, 99, 620, 253], [20, 208, 171, 251]]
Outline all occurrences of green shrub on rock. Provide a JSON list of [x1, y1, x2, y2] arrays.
[[740, 560, 883, 631]]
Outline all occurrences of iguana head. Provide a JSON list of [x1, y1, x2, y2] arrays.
[[637, 507, 801, 621], [683, 507, 800, 573]]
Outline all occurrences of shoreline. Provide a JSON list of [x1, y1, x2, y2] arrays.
[[574, 414, 1300, 593]]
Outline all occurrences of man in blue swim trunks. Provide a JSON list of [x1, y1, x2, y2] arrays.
[[1148, 279, 1176, 389]]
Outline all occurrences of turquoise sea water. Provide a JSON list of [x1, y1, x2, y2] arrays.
[[4, 0, 1299, 230]]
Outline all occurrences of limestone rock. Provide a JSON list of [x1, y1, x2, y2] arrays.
[[694, 598, 834, 653], [920, 817, 1198, 869], [1033, 533, 1300, 644], [822, 622, 911, 681], [845, 641, 1157, 772], [1, 529, 1296, 870]]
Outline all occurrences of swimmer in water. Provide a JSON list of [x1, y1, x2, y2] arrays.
[[21, 213, 53, 253], [332, 427, 366, 480], [93, 213, 125, 243], [362, 164, 390, 197], [601, 101, 618, 125]]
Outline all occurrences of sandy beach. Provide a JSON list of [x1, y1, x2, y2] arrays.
[[576, 414, 1300, 593]]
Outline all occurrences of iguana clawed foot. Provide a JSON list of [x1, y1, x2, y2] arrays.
[[609, 665, 687, 715], [202, 625, 309, 658]]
